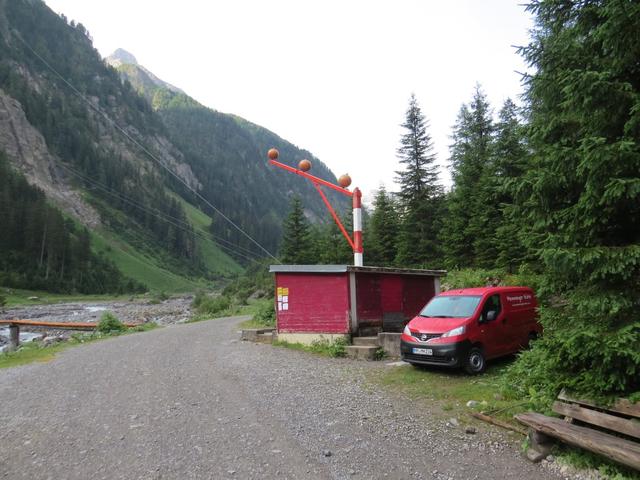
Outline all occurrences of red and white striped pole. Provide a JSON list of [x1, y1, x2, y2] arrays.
[[353, 187, 363, 266]]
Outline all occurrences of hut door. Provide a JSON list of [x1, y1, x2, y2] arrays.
[[380, 276, 404, 331]]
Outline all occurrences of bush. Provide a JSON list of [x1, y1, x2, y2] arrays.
[[195, 295, 232, 315], [310, 337, 348, 358], [252, 300, 275, 327], [0, 294, 6, 310], [97, 312, 126, 333], [443, 267, 544, 296]]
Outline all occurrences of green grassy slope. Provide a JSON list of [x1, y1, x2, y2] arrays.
[[89, 229, 206, 292], [79, 191, 242, 292], [172, 195, 244, 274]]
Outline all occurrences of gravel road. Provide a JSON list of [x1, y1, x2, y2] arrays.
[[0, 316, 575, 480]]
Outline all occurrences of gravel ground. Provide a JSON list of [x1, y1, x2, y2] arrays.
[[0, 316, 587, 479]]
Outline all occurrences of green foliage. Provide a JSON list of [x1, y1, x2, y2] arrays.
[[97, 312, 126, 333], [441, 86, 495, 269], [252, 300, 276, 327], [394, 94, 444, 267], [0, 151, 144, 294], [193, 293, 232, 316], [503, 0, 640, 401], [0, 2, 238, 284], [442, 266, 544, 294], [367, 186, 399, 266], [280, 197, 313, 264], [0, 294, 6, 310], [555, 446, 640, 480], [274, 337, 348, 358], [150, 291, 170, 304]]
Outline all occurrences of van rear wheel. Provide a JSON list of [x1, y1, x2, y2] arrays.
[[465, 347, 486, 374]]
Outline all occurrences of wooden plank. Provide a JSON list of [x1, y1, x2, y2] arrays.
[[553, 401, 640, 440], [470, 412, 527, 435], [559, 389, 640, 419], [0, 319, 139, 329], [516, 412, 640, 471]]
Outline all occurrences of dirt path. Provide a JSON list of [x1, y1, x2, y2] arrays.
[[0, 316, 570, 480]]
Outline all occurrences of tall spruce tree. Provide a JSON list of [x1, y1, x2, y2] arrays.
[[441, 86, 494, 268], [505, 0, 640, 398], [394, 94, 443, 267], [368, 186, 399, 266], [492, 99, 529, 271], [280, 197, 313, 264]]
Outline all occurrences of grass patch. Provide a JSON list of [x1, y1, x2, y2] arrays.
[[189, 293, 267, 324], [371, 358, 640, 479], [0, 341, 74, 368], [0, 322, 159, 369], [371, 357, 528, 421], [273, 338, 348, 358], [238, 299, 275, 330], [554, 446, 640, 480]]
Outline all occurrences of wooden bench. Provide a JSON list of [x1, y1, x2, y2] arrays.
[[1, 319, 139, 350], [515, 390, 640, 470]]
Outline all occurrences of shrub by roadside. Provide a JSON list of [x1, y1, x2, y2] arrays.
[[97, 312, 126, 333]]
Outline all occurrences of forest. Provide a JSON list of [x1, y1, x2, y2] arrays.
[[279, 0, 640, 401], [0, 150, 143, 293]]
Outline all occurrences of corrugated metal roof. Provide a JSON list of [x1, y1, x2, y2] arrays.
[[269, 265, 447, 276], [269, 265, 348, 273]]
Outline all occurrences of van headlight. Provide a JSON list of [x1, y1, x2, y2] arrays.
[[403, 325, 411, 336], [441, 326, 465, 338]]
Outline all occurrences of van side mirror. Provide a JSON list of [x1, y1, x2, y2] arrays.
[[486, 310, 497, 322]]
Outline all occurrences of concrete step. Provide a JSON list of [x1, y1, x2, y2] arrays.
[[256, 332, 274, 344], [352, 336, 379, 347], [345, 345, 379, 360], [377, 332, 402, 358], [241, 328, 275, 342]]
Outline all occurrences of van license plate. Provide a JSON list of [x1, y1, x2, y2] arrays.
[[412, 348, 433, 356]]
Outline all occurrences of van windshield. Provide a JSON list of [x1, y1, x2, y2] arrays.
[[420, 295, 482, 318]]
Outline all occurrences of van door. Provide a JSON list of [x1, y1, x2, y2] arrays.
[[477, 294, 510, 358], [503, 290, 537, 350]]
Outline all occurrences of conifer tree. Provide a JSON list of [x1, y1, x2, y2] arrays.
[[441, 86, 494, 268], [492, 99, 529, 271], [506, 0, 640, 398], [367, 186, 399, 266], [394, 94, 443, 267], [280, 197, 312, 264]]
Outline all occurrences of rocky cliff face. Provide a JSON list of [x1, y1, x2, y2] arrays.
[[0, 87, 100, 227]]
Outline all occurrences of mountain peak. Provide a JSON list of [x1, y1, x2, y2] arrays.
[[106, 48, 138, 67]]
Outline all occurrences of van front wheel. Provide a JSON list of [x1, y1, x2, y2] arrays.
[[465, 347, 486, 374]]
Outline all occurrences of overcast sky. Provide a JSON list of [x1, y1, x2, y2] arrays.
[[44, 0, 533, 202]]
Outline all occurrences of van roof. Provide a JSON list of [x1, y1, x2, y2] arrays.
[[439, 286, 533, 296]]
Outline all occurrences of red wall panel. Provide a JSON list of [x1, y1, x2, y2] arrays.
[[355, 274, 382, 328], [275, 273, 350, 334], [402, 275, 436, 319]]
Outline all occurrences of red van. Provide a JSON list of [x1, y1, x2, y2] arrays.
[[400, 286, 541, 374]]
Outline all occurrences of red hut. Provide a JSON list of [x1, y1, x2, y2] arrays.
[[270, 265, 446, 344]]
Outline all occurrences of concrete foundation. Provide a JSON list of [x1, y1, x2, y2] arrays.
[[275, 332, 350, 346], [345, 345, 378, 360], [240, 328, 275, 342], [377, 332, 402, 358]]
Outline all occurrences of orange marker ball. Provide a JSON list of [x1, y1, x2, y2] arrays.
[[338, 174, 352, 188], [267, 148, 279, 160], [298, 159, 312, 172]]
